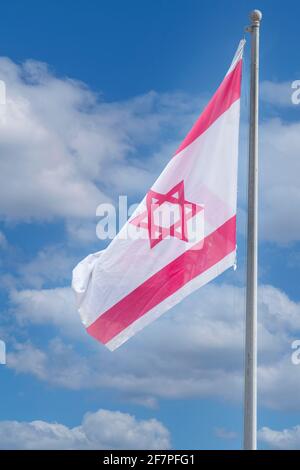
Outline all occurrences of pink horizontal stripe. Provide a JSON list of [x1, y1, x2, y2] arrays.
[[87, 216, 236, 345], [175, 60, 242, 155]]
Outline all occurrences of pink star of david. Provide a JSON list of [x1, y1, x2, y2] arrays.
[[130, 181, 203, 249]]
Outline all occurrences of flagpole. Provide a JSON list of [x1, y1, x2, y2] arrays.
[[244, 9, 262, 451]]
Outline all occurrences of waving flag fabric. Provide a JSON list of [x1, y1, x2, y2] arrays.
[[72, 40, 245, 351]]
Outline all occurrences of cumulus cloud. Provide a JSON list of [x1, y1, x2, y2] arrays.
[[258, 357, 300, 410], [0, 408, 171, 450], [7, 282, 299, 410], [0, 57, 199, 223], [9, 287, 84, 338], [0, 59, 105, 220], [0, 230, 7, 249], [259, 425, 300, 450], [260, 118, 300, 243], [260, 80, 295, 107], [236, 81, 300, 244], [15, 246, 76, 289]]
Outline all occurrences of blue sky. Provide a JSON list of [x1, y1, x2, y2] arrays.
[[0, 0, 300, 450]]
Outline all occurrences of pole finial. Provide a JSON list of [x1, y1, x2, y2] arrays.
[[250, 10, 262, 25]]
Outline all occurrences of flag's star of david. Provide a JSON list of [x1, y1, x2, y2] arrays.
[[130, 181, 203, 249]]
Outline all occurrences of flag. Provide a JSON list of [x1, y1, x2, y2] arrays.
[[72, 40, 245, 351]]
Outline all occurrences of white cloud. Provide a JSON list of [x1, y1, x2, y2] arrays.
[[259, 284, 300, 332], [66, 219, 98, 244], [0, 408, 171, 450], [16, 246, 76, 289], [259, 425, 300, 450], [0, 230, 7, 249], [0, 59, 106, 220], [260, 118, 300, 243], [214, 427, 237, 440], [9, 287, 84, 338], [8, 342, 48, 380], [238, 81, 300, 244], [260, 80, 295, 107], [258, 357, 300, 411], [0, 57, 198, 223]]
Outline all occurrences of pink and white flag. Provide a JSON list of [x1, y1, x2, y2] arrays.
[[72, 40, 245, 350]]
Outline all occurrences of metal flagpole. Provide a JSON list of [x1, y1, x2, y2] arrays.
[[243, 9, 262, 451]]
